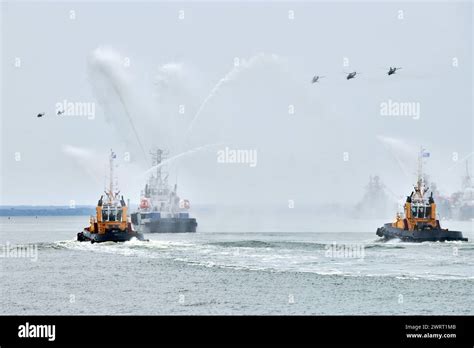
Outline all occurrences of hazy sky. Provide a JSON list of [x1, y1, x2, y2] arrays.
[[1, 1, 472, 206]]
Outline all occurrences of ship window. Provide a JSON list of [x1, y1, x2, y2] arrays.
[[411, 205, 431, 218], [109, 208, 117, 222], [411, 206, 420, 218], [101, 207, 120, 222], [418, 207, 424, 218], [102, 209, 108, 222], [425, 207, 431, 218]]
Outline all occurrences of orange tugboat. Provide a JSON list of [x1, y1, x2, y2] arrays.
[[376, 148, 467, 242], [77, 150, 147, 243]]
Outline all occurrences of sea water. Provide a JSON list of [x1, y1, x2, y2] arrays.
[[0, 216, 472, 315]]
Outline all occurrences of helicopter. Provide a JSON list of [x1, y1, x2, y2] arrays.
[[311, 75, 325, 83], [345, 71, 359, 80], [387, 67, 402, 75]]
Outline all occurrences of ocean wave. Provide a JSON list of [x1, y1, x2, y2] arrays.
[[365, 244, 405, 249], [171, 257, 474, 280], [207, 240, 328, 250], [34, 241, 70, 251]]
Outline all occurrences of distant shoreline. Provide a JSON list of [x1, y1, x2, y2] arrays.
[[0, 206, 95, 216]]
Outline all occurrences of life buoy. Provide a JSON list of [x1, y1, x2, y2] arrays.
[[180, 199, 190, 209], [140, 198, 150, 209]]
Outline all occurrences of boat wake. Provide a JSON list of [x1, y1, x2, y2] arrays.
[[33, 236, 473, 281], [208, 240, 328, 251]]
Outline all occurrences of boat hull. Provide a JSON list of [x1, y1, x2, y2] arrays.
[[135, 218, 197, 233], [131, 213, 197, 233], [376, 223, 467, 242], [77, 228, 147, 243]]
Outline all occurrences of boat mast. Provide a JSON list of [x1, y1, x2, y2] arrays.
[[149, 149, 163, 186], [109, 151, 113, 197], [108, 149, 116, 202], [416, 147, 428, 198], [156, 148, 162, 184]]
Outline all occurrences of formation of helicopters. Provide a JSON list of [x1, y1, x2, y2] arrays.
[[37, 67, 402, 118], [312, 67, 402, 83], [36, 109, 66, 118]]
